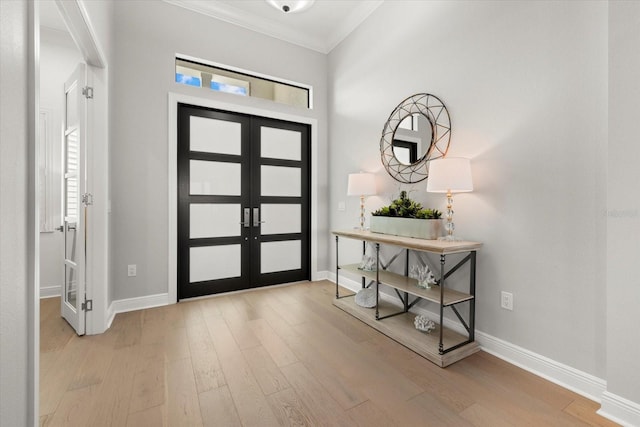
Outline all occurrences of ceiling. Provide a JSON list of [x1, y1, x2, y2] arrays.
[[39, 1, 68, 32], [38, 0, 383, 53], [164, 0, 384, 54]]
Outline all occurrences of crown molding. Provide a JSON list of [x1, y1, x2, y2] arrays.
[[163, 0, 382, 54]]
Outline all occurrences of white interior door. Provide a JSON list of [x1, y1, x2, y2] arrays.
[[61, 63, 87, 335]]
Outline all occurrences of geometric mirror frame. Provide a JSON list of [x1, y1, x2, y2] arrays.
[[380, 93, 451, 183]]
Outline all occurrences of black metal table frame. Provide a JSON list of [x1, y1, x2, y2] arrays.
[[334, 235, 477, 355]]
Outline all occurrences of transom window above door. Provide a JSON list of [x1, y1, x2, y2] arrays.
[[175, 55, 312, 109]]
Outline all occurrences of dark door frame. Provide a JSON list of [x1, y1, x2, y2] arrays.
[[168, 93, 319, 304], [176, 104, 311, 299]]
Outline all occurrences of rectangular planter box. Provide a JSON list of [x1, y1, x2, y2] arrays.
[[370, 216, 444, 240]]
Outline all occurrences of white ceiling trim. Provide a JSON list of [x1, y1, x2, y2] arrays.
[[163, 0, 383, 54]]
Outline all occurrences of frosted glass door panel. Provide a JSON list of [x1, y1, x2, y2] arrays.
[[261, 204, 301, 235], [190, 204, 240, 238], [190, 116, 241, 155], [261, 127, 301, 161], [190, 245, 241, 282], [261, 240, 301, 274], [261, 166, 300, 197], [190, 160, 241, 195]]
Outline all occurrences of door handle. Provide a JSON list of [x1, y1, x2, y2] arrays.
[[253, 207, 265, 227], [240, 207, 251, 227], [55, 225, 64, 232]]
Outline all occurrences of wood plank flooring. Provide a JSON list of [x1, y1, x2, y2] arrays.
[[40, 281, 618, 426]]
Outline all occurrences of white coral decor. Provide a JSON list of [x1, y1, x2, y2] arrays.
[[409, 265, 437, 289], [414, 315, 436, 333], [355, 288, 376, 308]]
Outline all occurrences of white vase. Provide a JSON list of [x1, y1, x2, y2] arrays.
[[370, 216, 443, 240]]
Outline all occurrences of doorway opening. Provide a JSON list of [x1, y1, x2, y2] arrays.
[[177, 105, 311, 299], [37, 0, 110, 420], [168, 93, 320, 304]]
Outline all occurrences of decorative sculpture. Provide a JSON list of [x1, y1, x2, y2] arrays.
[[410, 265, 437, 289], [414, 315, 436, 333], [355, 288, 376, 308], [358, 242, 377, 271]]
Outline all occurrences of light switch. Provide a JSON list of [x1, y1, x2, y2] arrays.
[[338, 201, 346, 211]]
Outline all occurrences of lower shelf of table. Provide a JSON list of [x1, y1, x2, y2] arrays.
[[333, 295, 479, 367]]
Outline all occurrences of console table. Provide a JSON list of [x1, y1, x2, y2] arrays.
[[332, 229, 482, 367]]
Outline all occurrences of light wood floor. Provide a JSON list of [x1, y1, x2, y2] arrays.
[[40, 281, 617, 426]]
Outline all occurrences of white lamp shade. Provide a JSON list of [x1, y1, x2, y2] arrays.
[[347, 173, 376, 196], [426, 157, 473, 193]]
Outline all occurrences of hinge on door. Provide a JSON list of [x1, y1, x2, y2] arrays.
[[81, 299, 93, 312], [82, 193, 93, 206], [82, 86, 94, 99]]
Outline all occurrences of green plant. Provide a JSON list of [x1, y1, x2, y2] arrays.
[[415, 208, 442, 219], [372, 191, 442, 219]]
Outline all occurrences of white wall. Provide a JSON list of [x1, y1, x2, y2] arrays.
[[0, 1, 33, 425], [110, 1, 328, 301], [39, 27, 83, 297], [329, 0, 608, 380], [604, 1, 640, 422]]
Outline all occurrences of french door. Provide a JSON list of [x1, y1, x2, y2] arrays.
[[61, 63, 87, 334], [177, 104, 310, 299]]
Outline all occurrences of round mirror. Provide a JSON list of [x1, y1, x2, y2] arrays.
[[392, 113, 433, 165], [380, 93, 451, 183]]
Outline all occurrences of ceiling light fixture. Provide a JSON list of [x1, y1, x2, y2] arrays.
[[266, 0, 315, 14]]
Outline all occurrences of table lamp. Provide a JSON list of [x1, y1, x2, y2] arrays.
[[347, 172, 376, 230], [426, 157, 473, 241]]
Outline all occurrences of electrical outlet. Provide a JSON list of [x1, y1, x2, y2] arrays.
[[127, 264, 137, 277], [501, 291, 513, 310], [338, 201, 346, 211]]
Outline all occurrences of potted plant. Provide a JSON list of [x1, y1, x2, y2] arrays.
[[371, 191, 443, 239]]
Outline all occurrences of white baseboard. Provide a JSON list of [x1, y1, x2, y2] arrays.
[[106, 275, 333, 328], [105, 275, 326, 327], [330, 271, 607, 404], [106, 293, 171, 329], [40, 285, 61, 299], [314, 270, 329, 281], [598, 391, 640, 427], [476, 332, 606, 402]]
